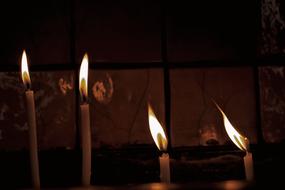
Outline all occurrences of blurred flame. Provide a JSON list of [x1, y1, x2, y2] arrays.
[[21, 50, 31, 89], [214, 101, 249, 152], [79, 53, 89, 101], [148, 103, 168, 151]]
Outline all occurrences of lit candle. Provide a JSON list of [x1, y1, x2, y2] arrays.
[[244, 151, 253, 181], [79, 53, 91, 186], [148, 103, 170, 183], [21, 50, 41, 189], [214, 102, 254, 181]]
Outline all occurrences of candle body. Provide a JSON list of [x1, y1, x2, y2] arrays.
[[25, 90, 40, 189], [244, 151, 254, 181], [159, 153, 170, 183], [80, 103, 91, 186]]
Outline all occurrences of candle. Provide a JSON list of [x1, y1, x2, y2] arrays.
[[148, 103, 170, 183], [159, 153, 170, 183], [244, 151, 254, 181], [21, 50, 40, 189], [79, 53, 92, 186], [214, 101, 254, 181]]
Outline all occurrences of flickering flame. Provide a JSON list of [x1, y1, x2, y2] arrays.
[[79, 53, 89, 101], [148, 103, 168, 151], [214, 102, 249, 152], [21, 50, 31, 89]]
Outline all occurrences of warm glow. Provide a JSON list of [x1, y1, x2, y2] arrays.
[[79, 53, 89, 101], [149, 183, 166, 190], [222, 180, 246, 189], [214, 101, 249, 152], [148, 103, 168, 151], [21, 50, 31, 89]]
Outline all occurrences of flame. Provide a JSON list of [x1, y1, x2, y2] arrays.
[[148, 103, 168, 151], [21, 50, 31, 89], [79, 53, 89, 101], [214, 101, 249, 152]]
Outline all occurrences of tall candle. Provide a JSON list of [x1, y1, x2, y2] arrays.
[[79, 53, 91, 186], [148, 103, 171, 183], [21, 50, 40, 189]]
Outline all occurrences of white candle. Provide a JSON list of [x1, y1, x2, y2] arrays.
[[80, 103, 91, 186], [244, 151, 254, 181], [148, 103, 171, 183], [26, 90, 40, 189], [21, 50, 40, 189], [159, 153, 170, 183], [214, 101, 254, 181], [79, 53, 91, 186]]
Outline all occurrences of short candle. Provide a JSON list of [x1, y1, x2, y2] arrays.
[[214, 102, 254, 181], [148, 103, 170, 183]]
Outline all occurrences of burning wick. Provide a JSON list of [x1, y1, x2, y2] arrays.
[[213, 101, 254, 181], [21, 50, 41, 189], [79, 53, 92, 186], [148, 103, 170, 183]]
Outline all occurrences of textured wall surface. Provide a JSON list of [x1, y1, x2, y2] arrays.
[[88, 69, 165, 148], [261, 0, 285, 55], [170, 68, 257, 147], [259, 67, 285, 143], [0, 71, 75, 150]]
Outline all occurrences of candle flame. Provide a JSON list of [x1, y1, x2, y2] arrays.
[[79, 53, 89, 101], [21, 50, 31, 89], [213, 101, 249, 152], [148, 103, 168, 151]]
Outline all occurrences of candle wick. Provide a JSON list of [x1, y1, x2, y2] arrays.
[[81, 95, 88, 104], [26, 82, 31, 91]]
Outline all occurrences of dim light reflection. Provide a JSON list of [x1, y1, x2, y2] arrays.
[[221, 180, 247, 189], [149, 183, 168, 190]]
